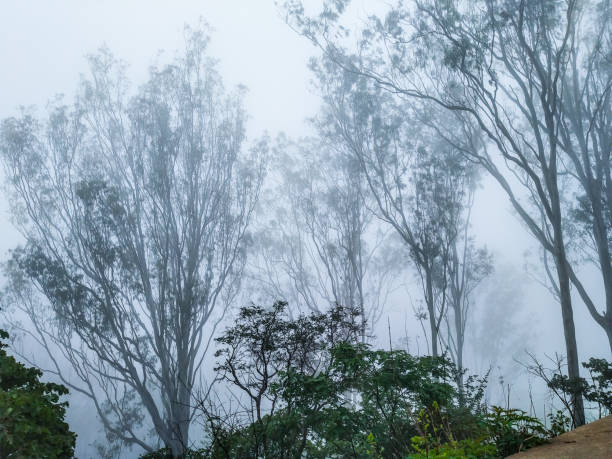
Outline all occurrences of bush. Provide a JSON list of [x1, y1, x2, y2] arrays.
[[533, 356, 611, 424], [204, 302, 464, 458], [547, 409, 571, 437], [0, 329, 76, 458], [201, 302, 572, 458], [484, 407, 550, 457], [408, 401, 498, 458], [408, 404, 556, 458], [139, 447, 207, 458], [409, 437, 498, 459], [582, 358, 612, 414]]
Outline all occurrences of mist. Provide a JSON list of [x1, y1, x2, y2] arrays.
[[0, 1, 610, 458]]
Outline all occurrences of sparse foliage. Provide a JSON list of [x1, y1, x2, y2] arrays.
[[0, 27, 266, 455], [252, 137, 399, 340], [283, 0, 609, 425]]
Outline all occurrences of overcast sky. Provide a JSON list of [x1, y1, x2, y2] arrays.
[[1, 1, 609, 457], [0, 0, 538, 283]]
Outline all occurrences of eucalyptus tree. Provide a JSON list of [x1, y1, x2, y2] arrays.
[[444, 198, 493, 393], [0, 29, 266, 456], [555, 1, 612, 352], [310, 62, 478, 357], [253, 137, 398, 341], [285, 0, 593, 424]]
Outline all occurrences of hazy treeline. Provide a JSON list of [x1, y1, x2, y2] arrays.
[[0, 0, 610, 457]]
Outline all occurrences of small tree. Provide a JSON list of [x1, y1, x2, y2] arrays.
[[444, 200, 493, 395], [205, 301, 361, 457], [0, 328, 76, 458]]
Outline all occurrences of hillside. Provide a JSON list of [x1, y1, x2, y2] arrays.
[[508, 416, 612, 458]]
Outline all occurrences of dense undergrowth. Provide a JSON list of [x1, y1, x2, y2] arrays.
[[140, 302, 611, 458], [1, 303, 609, 458]]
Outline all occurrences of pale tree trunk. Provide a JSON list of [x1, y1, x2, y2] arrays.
[[425, 267, 438, 358], [550, 174, 586, 426], [454, 299, 464, 397], [168, 404, 190, 457], [554, 249, 586, 426], [168, 365, 192, 455]]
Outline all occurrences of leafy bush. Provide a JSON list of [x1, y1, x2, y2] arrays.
[[0, 329, 76, 458], [547, 409, 571, 437], [407, 400, 495, 458], [201, 303, 580, 458], [409, 437, 497, 459], [582, 358, 612, 414], [484, 407, 549, 457], [202, 302, 494, 458], [140, 447, 207, 458], [323, 343, 459, 456], [409, 404, 556, 458]]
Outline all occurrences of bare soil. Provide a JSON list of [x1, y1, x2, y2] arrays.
[[507, 415, 612, 458]]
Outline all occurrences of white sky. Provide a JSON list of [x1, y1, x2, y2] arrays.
[[0, 1, 608, 456]]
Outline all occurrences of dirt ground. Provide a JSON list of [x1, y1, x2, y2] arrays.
[[507, 415, 612, 458]]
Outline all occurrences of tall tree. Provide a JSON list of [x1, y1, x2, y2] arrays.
[[0, 29, 266, 455], [285, 0, 591, 425], [252, 137, 398, 341], [311, 63, 478, 357], [556, 0, 612, 352], [443, 195, 493, 394]]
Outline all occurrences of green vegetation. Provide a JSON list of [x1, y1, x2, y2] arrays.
[[0, 2, 610, 456], [0, 329, 76, 458], [140, 302, 579, 458], [2, 300, 606, 458]]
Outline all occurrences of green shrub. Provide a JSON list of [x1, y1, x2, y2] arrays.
[[547, 410, 571, 437], [408, 400, 496, 458], [409, 437, 497, 459], [543, 357, 611, 423], [206, 302, 462, 458], [139, 446, 207, 458], [200, 303, 580, 458], [408, 403, 556, 458], [0, 329, 76, 458], [582, 358, 612, 414], [484, 407, 549, 457]]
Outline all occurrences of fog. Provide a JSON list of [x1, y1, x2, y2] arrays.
[[0, 1, 609, 457]]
